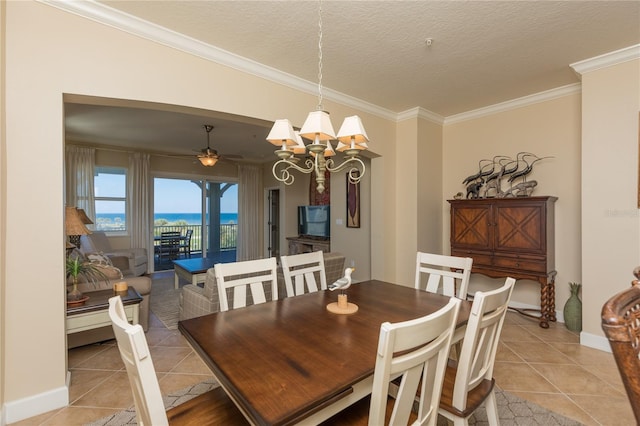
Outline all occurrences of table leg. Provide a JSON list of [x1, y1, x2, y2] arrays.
[[174, 271, 180, 289]]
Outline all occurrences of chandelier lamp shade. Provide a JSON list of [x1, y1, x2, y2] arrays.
[[266, 0, 368, 194]]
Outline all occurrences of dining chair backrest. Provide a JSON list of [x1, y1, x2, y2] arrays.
[[280, 251, 327, 297], [415, 252, 473, 299], [109, 296, 170, 426], [439, 277, 515, 425], [108, 296, 248, 425], [214, 257, 278, 312], [601, 272, 640, 423], [371, 297, 461, 425], [320, 297, 462, 426]]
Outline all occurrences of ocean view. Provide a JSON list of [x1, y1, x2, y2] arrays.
[[96, 212, 238, 225]]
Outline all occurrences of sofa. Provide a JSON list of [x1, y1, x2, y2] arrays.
[[179, 252, 346, 321], [80, 231, 148, 276], [67, 255, 152, 349]]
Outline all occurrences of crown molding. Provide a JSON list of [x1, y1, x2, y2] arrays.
[[570, 44, 640, 76], [396, 107, 445, 125], [444, 83, 582, 125], [38, 0, 397, 122]]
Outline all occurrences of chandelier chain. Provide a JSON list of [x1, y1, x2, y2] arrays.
[[317, 0, 323, 111]]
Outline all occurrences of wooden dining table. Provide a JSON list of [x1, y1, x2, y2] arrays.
[[178, 279, 472, 426]]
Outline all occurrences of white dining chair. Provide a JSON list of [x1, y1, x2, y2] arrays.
[[415, 252, 473, 300], [321, 297, 462, 426], [108, 296, 247, 426], [439, 277, 515, 426], [280, 251, 327, 297], [214, 257, 278, 312]]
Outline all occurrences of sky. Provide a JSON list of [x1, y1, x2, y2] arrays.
[[94, 172, 238, 213], [154, 178, 238, 213]]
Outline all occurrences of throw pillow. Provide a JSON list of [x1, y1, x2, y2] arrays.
[[86, 252, 113, 266]]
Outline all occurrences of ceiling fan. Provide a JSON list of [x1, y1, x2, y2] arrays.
[[196, 124, 220, 166]]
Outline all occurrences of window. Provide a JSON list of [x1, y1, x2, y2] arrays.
[[94, 167, 127, 232]]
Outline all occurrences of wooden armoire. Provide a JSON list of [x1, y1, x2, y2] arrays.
[[448, 196, 557, 328]]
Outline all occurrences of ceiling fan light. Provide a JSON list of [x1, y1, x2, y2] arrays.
[[198, 154, 218, 167]]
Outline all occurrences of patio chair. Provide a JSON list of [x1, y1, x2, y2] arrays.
[[415, 252, 473, 300], [214, 257, 278, 312], [179, 229, 193, 258], [321, 297, 462, 425], [601, 269, 640, 423], [108, 296, 247, 425], [280, 251, 327, 297], [157, 231, 181, 263]]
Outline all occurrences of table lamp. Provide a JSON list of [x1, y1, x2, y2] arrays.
[[65, 206, 91, 249]]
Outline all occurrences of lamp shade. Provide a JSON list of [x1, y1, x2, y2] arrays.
[[290, 131, 307, 155], [311, 140, 336, 158], [198, 155, 219, 167], [336, 115, 369, 145], [299, 110, 336, 141], [65, 206, 91, 236], [76, 208, 94, 224], [337, 140, 369, 152], [267, 119, 298, 147]]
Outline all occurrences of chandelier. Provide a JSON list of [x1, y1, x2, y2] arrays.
[[266, 0, 368, 194]]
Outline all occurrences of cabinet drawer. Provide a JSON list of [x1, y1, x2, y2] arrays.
[[451, 250, 493, 268], [493, 255, 547, 273]]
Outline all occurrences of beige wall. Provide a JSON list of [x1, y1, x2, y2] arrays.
[[393, 116, 445, 287], [580, 58, 640, 342], [2, 2, 392, 421], [442, 94, 582, 310], [3, 0, 637, 422], [1, 0, 6, 420]]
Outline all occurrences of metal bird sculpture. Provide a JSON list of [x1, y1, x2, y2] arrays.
[[329, 268, 354, 292], [462, 159, 495, 185]]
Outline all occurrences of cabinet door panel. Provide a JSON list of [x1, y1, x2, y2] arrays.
[[451, 204, 491, 249], [494, 204, 546, 254]]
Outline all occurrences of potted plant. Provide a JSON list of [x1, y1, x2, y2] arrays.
[[65, 255, 109, 304]]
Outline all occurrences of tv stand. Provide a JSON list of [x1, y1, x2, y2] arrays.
[[287, 236, 330, 255]]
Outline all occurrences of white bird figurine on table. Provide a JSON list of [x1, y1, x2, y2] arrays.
[[329, 268, 355, 292]]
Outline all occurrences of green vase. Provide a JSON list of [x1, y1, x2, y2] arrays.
[[563, 283, 582, 332]]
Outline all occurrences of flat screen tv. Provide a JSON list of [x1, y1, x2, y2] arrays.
[[298, 205, 330, 239]]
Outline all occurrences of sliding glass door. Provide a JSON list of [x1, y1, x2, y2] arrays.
[[153, 177, 237, 271]]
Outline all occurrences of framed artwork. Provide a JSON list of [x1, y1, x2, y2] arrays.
[[346, 171, 360, 228], [638, 112, 640, 208]]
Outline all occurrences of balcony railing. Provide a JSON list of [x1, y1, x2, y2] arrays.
[[153, 224, 237, 255]]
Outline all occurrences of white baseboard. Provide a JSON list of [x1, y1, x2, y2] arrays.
[[580, 331, 612, 353], [3, 384, 69, 424]]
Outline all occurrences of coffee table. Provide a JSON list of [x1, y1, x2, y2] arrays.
[[66, 287, 142, 335], [172, 251, 236, 289]]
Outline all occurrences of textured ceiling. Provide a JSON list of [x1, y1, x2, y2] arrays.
[[64, 1, 640, 161]]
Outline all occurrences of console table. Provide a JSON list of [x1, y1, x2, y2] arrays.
[[287, 236, 330, 255], [448, 196, 557, 328], [66, 287, 142, 334]]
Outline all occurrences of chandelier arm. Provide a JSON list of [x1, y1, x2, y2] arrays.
[[325, 156, 366, 182], [272, 158, 317, 185]]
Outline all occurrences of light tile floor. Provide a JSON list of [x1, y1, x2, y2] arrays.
[[9, 303, 635, 425]]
